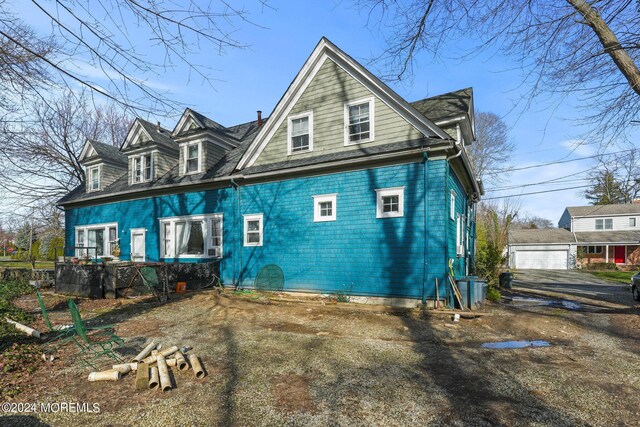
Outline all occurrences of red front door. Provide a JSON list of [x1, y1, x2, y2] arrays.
[[614, 246, 626, 264]]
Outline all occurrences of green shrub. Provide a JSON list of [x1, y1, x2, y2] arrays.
[[486, 285, 501, 303], [585, 262, 617, 271]]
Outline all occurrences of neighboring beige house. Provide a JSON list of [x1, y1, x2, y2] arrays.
[[508, 203, 640, 270]]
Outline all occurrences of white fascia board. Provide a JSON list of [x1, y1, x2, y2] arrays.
[[171, 109, 206, 137], [78, 140, 95, 163], [121, 119, 153, 150], [237, 37, 451, 170]]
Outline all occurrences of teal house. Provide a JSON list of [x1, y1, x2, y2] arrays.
[[58, 38, 482, 305]]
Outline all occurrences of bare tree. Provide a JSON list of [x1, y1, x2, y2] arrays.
[[362, 0, 640, 143], [0, 0, 264, 117], [0, 90, 131, 210], [467, 111, 513, 185], [585, 143, 640, 204]]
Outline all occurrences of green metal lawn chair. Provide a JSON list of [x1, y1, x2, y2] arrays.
[[140, 266, 168, 302], [35, 290, 75, 343], [67, 299, 124, 368]]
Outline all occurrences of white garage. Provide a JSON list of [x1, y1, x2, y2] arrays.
[[513, 250, 568, 270], [507, 229, 577, 270]]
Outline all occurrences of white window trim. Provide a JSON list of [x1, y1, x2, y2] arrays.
[[313, 194, 337, 222], [456, 214, 466, 258], [75, 222, 118, 258], [287, 111, 314, 155], [159, 213, 223, 259], [630, 217, 636, 227], [375, 187, 405, 218], [450, 190, 456, 220], [344, 97, 375, 146], [88, 165, 101, 192], [131, 152, 155, 184], [244, 214, 263, 247], [184, 141, 202, 175]]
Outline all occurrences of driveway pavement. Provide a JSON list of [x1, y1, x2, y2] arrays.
[[510, 269, 634, 308]]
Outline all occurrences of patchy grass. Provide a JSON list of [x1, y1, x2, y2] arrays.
[[0, 280, 35, 339], [584, 270, 635, 284], [0, 260, 55, 269]]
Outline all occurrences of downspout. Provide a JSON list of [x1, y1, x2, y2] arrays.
[[422, 151, 429, 305], [230, 178, 242, 287]]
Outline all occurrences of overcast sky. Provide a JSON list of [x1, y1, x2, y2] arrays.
[[14, 0, 640, 224]]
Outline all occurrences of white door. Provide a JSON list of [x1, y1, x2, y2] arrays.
[[130, 229, 146, 262], [515, 250, 568, 270]]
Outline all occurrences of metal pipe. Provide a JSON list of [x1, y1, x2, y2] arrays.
[[156, 355, 172, 392], [88, 370, 121, 382], [132, 341, 156, 362], [5, 318, 41, 339], [188, 354, 205, 379], [149, 366, 159, 390], [174, 351, 189, 371]]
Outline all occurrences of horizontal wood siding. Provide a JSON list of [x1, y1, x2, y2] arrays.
[[155, 151, 178, 179], [254, 58, 425, 166], [102, 163, 126, 189], [203, 143, 227, 171], [573, 215, 640, 232]]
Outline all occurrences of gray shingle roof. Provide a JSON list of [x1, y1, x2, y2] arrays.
[[86, 140, 127, 165], [60, 85, 471, 206], [410, 88, 472, 122], [566, 204, 640, 217], [508, 228, 576, 244], [574, 231, 640, 244], [122, 119, 177, 152]]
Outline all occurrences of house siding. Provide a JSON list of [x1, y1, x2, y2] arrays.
[[572, 215, 640, 232], [65, 161, 463, 300], [254, 58, 425, 166]]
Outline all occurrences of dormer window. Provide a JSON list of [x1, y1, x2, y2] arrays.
[[133, 154, 153, 183], [88, 166, 100, 191], [345, 98, 374, 145], [185, 142, 200, 174], [287, 112, 313, 154]]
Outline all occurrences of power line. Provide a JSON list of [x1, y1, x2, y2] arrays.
[[482, 183, 593, 200], [484, 147, 636, 175], [487, 168, 592, 191]]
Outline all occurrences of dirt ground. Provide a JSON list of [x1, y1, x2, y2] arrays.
[[1, 272, 639, 427]]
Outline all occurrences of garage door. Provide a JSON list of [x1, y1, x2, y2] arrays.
[[515, 250, 568, 270]]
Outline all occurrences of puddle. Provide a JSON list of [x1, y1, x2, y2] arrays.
[[509, 296, 582, 310], [481, 340, 551, 349]]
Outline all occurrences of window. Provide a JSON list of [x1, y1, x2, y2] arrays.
[[456, 215, 466, 257], [596, 218, 613, 230], [185, 143, 200, 174], [313, 194, 337, 222], [159, 214, 223, 258], [345, 98, 374, 145], [133, 154, 153, 183], [587, 246, 603, 254], [244, 214, 263, 246], [88, 166, 100, 191], [630, 218, 636, 227], [450, 190, 456, 220], [288, 112, 313, 154], [375, 187, 404, 218], [75, 223, 117, 258]]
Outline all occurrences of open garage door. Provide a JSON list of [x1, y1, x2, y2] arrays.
[[515, 250, 568, 270]]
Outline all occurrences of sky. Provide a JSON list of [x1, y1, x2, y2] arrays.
[[11, 0, 640, 224]]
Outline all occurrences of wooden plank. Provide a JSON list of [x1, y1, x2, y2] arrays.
[[135, 362, 149, 391], [449, 275, 466, 311]]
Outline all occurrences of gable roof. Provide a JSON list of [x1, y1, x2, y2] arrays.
[[508, 228, 576, 244], [78, 139, 127, 166], [236, 37, 452, 170], [121, 118, 176, 152], [566, 204, 640, 217]]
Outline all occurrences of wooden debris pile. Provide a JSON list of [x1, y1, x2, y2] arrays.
[[87, 341, 206, 392]]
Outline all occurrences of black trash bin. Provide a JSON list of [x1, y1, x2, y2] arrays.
[[499, 271, 513, 289]]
